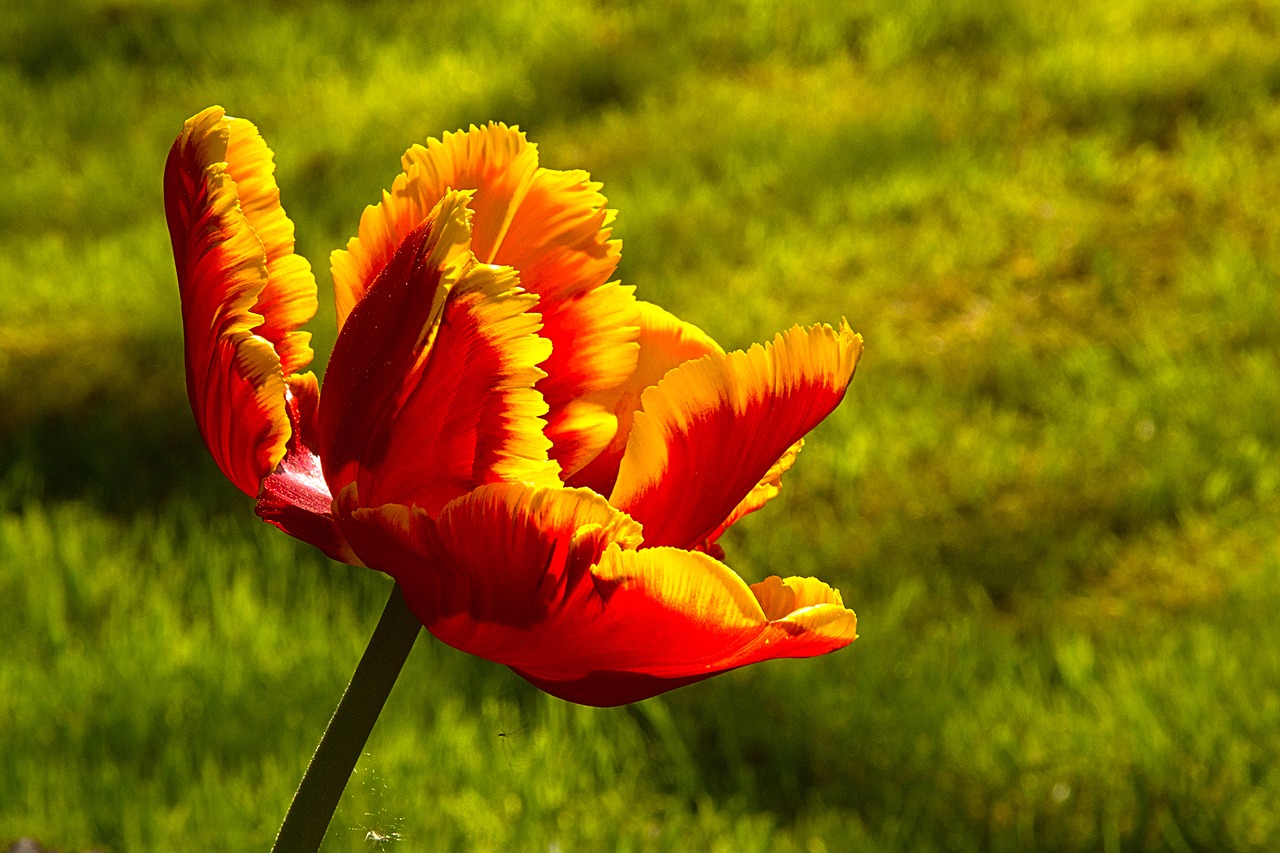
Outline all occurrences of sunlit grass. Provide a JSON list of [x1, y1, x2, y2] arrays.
[[3, 0, 1280, 849]]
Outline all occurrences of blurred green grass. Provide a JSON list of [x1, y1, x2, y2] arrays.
[[3, 0, 1280, 849]]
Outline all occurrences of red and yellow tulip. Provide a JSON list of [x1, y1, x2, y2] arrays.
[[165, 106, 862, 706]]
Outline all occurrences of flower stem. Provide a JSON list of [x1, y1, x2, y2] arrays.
[[271, 583, 421, 853]]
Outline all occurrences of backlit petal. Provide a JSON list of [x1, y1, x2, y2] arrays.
[[164, 106, 317, 497], [331, 123, 638, 477], [338, 481, 639, 639], [610, 321, 863, 550], [481, 161, 638, 474], [329, 125, 537, 328], [399, 125, 539, 271], [222, 118, 318, 375], [319, 192, 559, 517], [380, 483, 855, 706], [570, 301, 724, 495]]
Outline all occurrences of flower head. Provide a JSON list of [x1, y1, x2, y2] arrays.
[[165, 106, 862, 706]]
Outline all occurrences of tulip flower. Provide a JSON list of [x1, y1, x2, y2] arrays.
[[167, 105, 865, 850], [165, 106, 861, 710]]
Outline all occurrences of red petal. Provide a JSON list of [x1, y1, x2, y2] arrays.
[[701, 439, 805, 550], [319, 192, 559, 517], [609, 322, 863, 550], [362, 483, 856, 707], [164, 106, 317, 496], [518, 550, 859, 705], [331, 484, 432, 582]]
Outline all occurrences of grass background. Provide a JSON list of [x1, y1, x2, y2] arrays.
[[3, 0, 1280, 849]]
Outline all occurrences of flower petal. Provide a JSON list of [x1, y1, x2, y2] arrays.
[[569, 301, 724, 495], [537, 280, 640, 475], [609, 321, 863, 550], [516, 547, 858, 705], [331, 483, 431, 581], [255, 374, 360, 564], [329, 124, 539, 329], [405, 484, 643, 640], [331, 123, 639, 477], [335, 481, 640, 638], [479, 161, 639, 475], [702, 438, 804, 549], [372, 482, 854, 706], [163, 106, 317, 496], [318, 191, 559, 517], [222, 117, 318, 376]]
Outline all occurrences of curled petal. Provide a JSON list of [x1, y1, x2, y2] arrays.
[[702, 439, 804, 550], [378, 483, 855, 706], [223, 121, 317, 376], [319, 192, 559, 516], [336, 481, 637, 642], [256, 374, 360, 565], [570, 301, 724, 495], [421, 484, 643, 637], [610, 321, 863, 550], [163, 105, 317, 496], [331, 123, 639, 477], [515, 547, 857, 705]]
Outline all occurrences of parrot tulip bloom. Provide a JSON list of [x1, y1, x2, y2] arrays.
[[165, 106, 862, 707]]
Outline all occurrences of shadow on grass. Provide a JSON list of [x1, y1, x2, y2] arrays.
[[0, 328, 239, 515]]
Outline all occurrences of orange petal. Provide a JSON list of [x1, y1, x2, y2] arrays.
[[372, 483, 855, 706], [570, 301, 724, 495], [318, 192, 560, 517], [397, 126, 623, 299], [331, 123, 638, 477], [609, 322, 863, 550], [329, 125, 538, 329], [163, 106, 317, 497], [415, 484, 642, 639], [222, 118, 318, 376], [482, 149, 638, 475], [256, 374, 360, 565]]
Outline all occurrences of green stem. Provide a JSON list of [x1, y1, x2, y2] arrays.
[[271, 583, 421, 853]]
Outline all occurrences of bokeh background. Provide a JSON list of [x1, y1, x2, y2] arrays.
[[4, 0, 1280, 849]]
